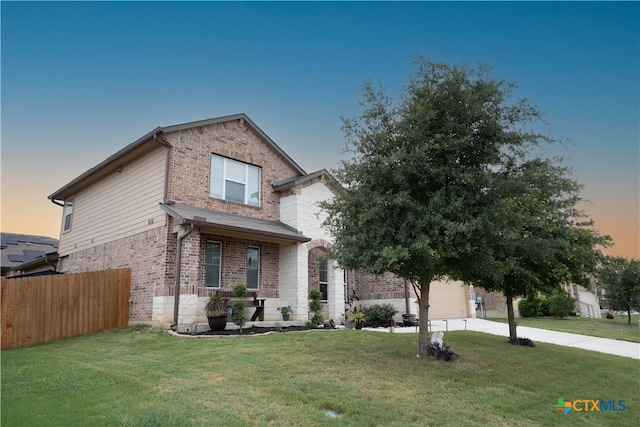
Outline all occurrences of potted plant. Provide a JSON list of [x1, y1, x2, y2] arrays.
[[344, 289, 360, 328], [205, 292, 228, 331], [352, 311, 366, 329], [278, 305, 293, 321]]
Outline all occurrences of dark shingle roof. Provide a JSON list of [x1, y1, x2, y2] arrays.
[[1, 233, 59, 268], [160, 203, 310, 244]]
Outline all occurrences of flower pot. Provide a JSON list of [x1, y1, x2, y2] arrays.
[[344, 319, 353, 329], [355, 320, 364, 330], [207, 315, 228, 331], [282, 314, 290, 321]]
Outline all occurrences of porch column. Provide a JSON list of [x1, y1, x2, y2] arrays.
[[327, 260, 345, 321], [279, 243, 308, 321]]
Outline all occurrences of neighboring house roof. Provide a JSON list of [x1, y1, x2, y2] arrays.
[[160, 203, 311, 244], [13, 252, 60, 272], [1, 233, 59, 271], [48, 113, 307, 202]]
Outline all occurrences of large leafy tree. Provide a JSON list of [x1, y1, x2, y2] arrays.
[[322, 60, 553, 352], [598, 257, 640, 325], [475, 157, 610, 340]]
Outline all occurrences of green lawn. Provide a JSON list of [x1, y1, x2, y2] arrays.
[[488, 314, 640, 343], [2, 326, 638, 427]]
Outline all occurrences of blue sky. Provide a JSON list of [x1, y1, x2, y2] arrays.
[[1, 1, 638, 258]]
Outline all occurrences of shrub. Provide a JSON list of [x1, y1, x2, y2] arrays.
[[548, 292, 576, 318], [362, 304, 398, 327], [422, 342, 459, 362], [518, 296, 542, 317], [231, 283, 247, 332], [539, 295, 552, 317], [308, 288, 324, 327], [508, 337, 536, 347]]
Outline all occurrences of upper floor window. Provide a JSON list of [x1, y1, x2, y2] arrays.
[[210, 154, 261, 206], [63, 196, 74, 232]]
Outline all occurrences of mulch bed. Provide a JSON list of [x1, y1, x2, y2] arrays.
[[181, 325, 312, 337]]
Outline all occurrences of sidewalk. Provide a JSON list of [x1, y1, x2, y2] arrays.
[[365, 318, 640, 360]]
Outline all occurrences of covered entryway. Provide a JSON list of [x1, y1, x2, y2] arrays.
[[307, 240, 344, 322]]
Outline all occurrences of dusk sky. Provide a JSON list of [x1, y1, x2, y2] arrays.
[[1, 1, 638, 259]]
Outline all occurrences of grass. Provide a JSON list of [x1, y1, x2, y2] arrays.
[[488, 314, 640, 343], [2, 326, 639, 427]]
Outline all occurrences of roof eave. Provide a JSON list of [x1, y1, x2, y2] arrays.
[[12, 252, 59, 271], [49, 113, 307, 202], [160, 203, 310, 244], [184, 218, 311, 244], [272, 169, 343, 194], [48, 128, 164, 201], [162, 113, 306, 176]]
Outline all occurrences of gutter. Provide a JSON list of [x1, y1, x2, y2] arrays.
[[171, 223, 194, 330]]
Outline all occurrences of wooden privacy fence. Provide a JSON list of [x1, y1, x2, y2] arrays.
[[1, 268, 131, 349]]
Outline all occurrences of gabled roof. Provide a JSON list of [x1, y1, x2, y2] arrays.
[[272, 169, 342, 194], [160, 203, 311, 245], [1, 233, 59, 269], [49, 113, 306, 202]]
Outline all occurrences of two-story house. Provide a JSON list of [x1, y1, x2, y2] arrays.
[[49, 114, 473, 329]]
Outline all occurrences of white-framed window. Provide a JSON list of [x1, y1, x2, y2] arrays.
[[247, 246, 260, 290], [63, 196, 74, 232], [205, 240, 222, 288], [210, 154, 261, 206], [319, 258, 328, 300]]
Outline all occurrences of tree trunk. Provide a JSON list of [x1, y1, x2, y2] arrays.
[[628, 308, 632, 325], [506, 295, 517, 341], [418, 281, 431, 354]]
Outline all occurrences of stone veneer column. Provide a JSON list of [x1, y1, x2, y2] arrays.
[[327, 260, 345, 321], [279, 243, 308, 321]]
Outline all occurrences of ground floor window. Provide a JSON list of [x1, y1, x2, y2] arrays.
[[247, 246, 259, 289], [205, 240, 222, 288], [319, 258, 328, 300]]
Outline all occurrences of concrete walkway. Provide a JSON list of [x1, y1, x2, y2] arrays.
[[365, 318, 640, 360]]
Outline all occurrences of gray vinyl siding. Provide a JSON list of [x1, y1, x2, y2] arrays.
[[58, 146, 166, 255]]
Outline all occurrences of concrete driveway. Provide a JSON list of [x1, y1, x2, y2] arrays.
[[367, 318, 640, 359]]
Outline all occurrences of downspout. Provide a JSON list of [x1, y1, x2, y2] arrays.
[[152, 131, 187, 329], [51, 199, 64, 207], [171, 223, 194, 330]]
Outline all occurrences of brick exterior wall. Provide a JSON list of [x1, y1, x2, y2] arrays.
[[307, 246, 326, 293], [197, 233, 280, 299], [164, 118, 302, 222], [351, 271, 408, 301], [157, 228, 280, 298], [58, 227, 170, 322]]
